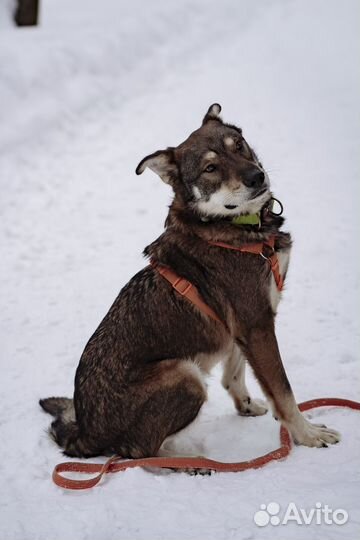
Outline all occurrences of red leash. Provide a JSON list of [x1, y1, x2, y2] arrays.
[[52, 397, 360, 490]]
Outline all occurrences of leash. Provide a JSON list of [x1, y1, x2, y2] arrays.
[[52, 397, 360, 490]]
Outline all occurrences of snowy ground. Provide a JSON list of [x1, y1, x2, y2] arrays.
[[1, 0, 360, 539]]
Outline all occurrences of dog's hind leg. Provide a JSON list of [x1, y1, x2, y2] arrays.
[[222, 344, 268, 416], [108, 359, 207, 459]]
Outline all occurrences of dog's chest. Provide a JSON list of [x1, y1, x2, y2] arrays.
[[269, 247, 291, 313]]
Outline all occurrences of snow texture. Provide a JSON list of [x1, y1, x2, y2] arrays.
[[0, 0, 359, 539]]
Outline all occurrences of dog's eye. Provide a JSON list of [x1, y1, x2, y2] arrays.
[[204, 164, 216, 173], [236, 140, 244, 151]]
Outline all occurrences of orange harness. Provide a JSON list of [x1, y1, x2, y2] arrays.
[[151, 235, 284, 326]]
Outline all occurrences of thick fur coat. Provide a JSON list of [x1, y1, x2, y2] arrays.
[[40, 104, 340, 458]]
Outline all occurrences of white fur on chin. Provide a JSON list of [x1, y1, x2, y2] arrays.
[[194, 185, 271, 217]]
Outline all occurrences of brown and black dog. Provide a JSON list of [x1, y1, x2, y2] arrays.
[[40, 104, 340, 459]]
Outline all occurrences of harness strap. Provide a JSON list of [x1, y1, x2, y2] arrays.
[[208, 240, 264, 254], [209, 235, 284, 291], [151, 236, 284, 329], [151, 259, 223, 325], [267, 251, 284, 291]]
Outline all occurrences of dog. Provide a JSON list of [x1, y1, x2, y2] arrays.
[[40, 104, 340, 459]]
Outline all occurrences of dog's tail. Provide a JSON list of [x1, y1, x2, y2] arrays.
[[39, 397, 87, 457]]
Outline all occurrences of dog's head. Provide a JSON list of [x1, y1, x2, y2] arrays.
[[136, 104, 270, 218]]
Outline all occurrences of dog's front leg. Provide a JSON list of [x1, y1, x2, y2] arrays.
[[222, 344, 268, 416], [242, 323, 340, 447]]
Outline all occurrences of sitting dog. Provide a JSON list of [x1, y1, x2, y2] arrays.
[[40, 104, 340, 458]]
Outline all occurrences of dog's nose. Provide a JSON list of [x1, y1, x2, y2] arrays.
[[243, 169, 265, 189]]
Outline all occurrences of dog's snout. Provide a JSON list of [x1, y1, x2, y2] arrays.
[[243, 169, 265, 189]]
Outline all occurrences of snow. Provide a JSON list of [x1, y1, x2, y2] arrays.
[[1, 0, 359, 539]]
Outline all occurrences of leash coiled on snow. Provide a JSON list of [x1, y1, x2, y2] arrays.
[[51, 397, 360, 490]]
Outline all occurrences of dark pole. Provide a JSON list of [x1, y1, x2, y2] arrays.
[[14, 0, 39, 26]]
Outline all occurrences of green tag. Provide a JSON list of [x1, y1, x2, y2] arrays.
[[231, 213, 261, 226]]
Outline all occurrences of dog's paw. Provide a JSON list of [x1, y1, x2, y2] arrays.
[[165, 465, 214, 476], [235, 396, 268, 417], [290, 417, 341, 447], [182, 467, 214, 476]]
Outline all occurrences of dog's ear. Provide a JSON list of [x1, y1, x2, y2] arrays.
[[136, 149, 178, 185], [202, 103, 222, 125]]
